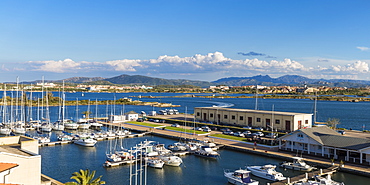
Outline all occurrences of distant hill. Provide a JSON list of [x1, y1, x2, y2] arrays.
[[14, 74, 370, 88], [213, 75, 370, 87], [104, 74, 213, 87]]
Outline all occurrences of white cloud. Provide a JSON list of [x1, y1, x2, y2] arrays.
[[27, 59, 81, 73], [105, 59, 142, 71], [357, 46, 370, 51], [329, 61, 369, 73], [23, 52, 370, 80]]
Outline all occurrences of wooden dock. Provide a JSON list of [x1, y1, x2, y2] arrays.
[[270, 166, 339, 185], [38, 133, 149, 147]]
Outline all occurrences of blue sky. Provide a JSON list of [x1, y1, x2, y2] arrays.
[[1, 0, 370, 83]]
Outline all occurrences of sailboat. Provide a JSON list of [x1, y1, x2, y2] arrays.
[[53, 82, 65, 131], [0, 85, 11, 135], [12, 77, 26, 135], [90, 99, 103, 128], [40, 89, 52, 132], [64, 99, 79, 130]]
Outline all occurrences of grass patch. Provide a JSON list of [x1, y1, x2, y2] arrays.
[[165, 126, 208, 134], [126, 121, 164, 127], [210, 134, 249, 142]]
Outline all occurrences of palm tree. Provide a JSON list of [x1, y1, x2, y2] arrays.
[[65, 169, 105, 185]]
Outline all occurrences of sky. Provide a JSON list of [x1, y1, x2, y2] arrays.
[[1, 0, 370, 83]]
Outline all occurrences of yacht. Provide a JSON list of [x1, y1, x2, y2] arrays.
[[224, 169, 259, 185], [74, 137, 97, 147], [314, 175, 345, 185], [159, 155, 183, 166], [0, 125, 11, 135], [40, 121, 52, 132], [194, 146, 220, 159], [64, 119, 79, 130], [77, 119, 91, 129], [52, 120, 65, 131], [280, 157, 316, 172], [246, 165, 286, 181], [146, 157, 165, 169]]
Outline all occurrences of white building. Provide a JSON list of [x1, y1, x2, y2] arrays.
[[108, 111, 139, 123], [194, 107, 312, 132], [0, 135, 63, 185], [278, 126, 370, 165]]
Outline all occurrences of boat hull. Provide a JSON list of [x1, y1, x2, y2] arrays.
[[74, 139, 97, 147]]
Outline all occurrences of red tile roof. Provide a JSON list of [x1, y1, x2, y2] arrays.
[[0, 163, 18, 173]]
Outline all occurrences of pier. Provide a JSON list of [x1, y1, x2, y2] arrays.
[[96, 118, 370, 178], [270, 166, 339, 185], [38, 133, 149, 147]]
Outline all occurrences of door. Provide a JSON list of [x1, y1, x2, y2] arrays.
[[285, 121, 291, 131], [203, 113, 207, 121], [298, 120, 302, 129], [266, 119, 271, 129], [248, 117, 252, 126]]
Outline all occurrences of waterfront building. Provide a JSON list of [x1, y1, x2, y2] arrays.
[[278, 126, 370, 165], [194, 107, 312, 131], [108, 111, 139, 123], [0, 136, 41, 185]]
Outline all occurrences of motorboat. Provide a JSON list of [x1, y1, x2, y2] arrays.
[[168, 142, 187, 152], [40, 121, 52, 132], [314, 175, 345, 185], [224, 169, 259, 185], [52, 120, 65, 131], [0, 126, 11, 135], [246, 165, 286, 181], [74, 138, 97, 147], [146, 157, 165, 169], [280, 157, 316, 172], [77, 119, 91, 129], [159, 155, 183, 166], [153, 143, 172, 155], [64, 119, 79, 130], [194, 146, 220, 159]]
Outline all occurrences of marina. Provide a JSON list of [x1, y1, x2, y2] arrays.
[[2, 92, 370, 184]]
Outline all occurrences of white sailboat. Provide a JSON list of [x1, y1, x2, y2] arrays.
[[12, 77, 26, 135], [0, 85, 11, 135]]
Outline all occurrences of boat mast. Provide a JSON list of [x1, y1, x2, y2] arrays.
[[314, 91, 317, 125], [254, 85, 258, 110]]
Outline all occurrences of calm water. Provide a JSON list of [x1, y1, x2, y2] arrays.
[[39, 135, 368, 185], [4, 92, 370, 184]]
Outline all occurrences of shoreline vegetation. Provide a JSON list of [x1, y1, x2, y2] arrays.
[[1, 92, 369, 108]]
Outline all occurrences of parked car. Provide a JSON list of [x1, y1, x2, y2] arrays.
[[137, 118, 144, 122], [254, 127, 264, 131], [233, 132, 245, 137], [203, 127, 212, 132], [252, 131, 264, 137], [171, 124, 180, 127], [194, 127, 203, 131], [223, 130, 234, 135], [220, 128, 230, 132], [242, 131, 251, 135], [243, 126, 252, 129], [337, 130, 346, 135], [265, 133, 277, 138]]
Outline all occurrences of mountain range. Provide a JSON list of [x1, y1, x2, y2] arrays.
[[18, 74, 370, 88]]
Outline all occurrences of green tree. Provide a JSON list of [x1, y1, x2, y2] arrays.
[[65, 169, 105, 185]]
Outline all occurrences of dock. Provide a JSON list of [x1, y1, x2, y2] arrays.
[[38, 133, 149, 147], [270, 166, 339, 185]]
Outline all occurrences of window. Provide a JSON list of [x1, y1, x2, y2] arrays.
[[240, 116, 243, 120], [275, 119, 280, 124], [297, 133, 304, 138], [305, 120, 309, 124], [210, 113, 213, 118], [196, 112, 200, 116], [256, 118, 261, 122], [224, 115, 228, 119], [318, 146, 322, 150], [232, 115, 236, 120]]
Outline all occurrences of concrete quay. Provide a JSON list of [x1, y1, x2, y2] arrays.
[[99, 120, 370, 178]]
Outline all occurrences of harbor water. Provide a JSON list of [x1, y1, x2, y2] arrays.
[[3, 92, 370, 184]]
